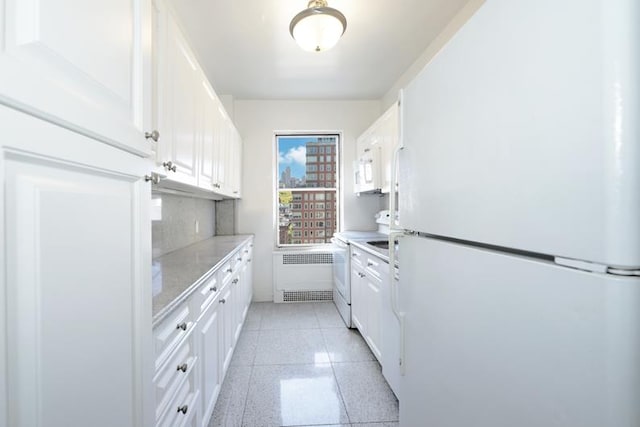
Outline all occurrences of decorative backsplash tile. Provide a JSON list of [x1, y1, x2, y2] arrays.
[[152, 192, 216, 258], [216, 199, 236, 235]]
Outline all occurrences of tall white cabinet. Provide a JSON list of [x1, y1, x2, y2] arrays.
[[0, 1, 154, 426]]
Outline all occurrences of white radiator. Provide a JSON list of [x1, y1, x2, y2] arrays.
[[272, 250, 334, 303]]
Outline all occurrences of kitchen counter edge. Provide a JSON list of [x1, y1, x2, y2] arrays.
[[152, 234, 253, 327]]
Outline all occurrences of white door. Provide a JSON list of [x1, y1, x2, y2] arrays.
[[198, 82, 217, 191], [0, 0, 152, 156], [398, 0, 640, 267], [156, 11, 199, 185], [399, 235, 640, 427], [1, 105, 153, 427], [198, 297, 222, 427]]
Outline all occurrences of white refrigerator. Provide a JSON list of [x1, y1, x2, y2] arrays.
[[392, 0, 640, 426]]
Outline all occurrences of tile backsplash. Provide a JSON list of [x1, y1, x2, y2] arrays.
[[152, 192, 216, 258]]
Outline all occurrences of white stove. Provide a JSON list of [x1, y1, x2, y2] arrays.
[[331, 211, 390, 327]]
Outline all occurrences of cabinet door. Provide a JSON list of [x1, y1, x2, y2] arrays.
[[214, 117, 231, 194], [1, 106, 152, 427], [198, 81, 217, 191], [157, 12, 199, 185], [350, 267, 365, 331], [229, 128, 242, 198], [198, 298, 222, 426], [379, 104, 398, 194], [365, 276, 382, 361], [0, 0, 152, 156], [220, 286, 234, 373]]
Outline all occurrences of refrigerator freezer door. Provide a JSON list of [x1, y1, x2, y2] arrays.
[[399, 236, 640, 427], [399, 0, 640, 268]]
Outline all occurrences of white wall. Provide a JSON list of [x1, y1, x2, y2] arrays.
[[234, 100, 383, 301], [381, 0, 486, 110]]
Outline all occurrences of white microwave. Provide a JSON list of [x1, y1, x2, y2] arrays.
[[353, 146, 381, 194]]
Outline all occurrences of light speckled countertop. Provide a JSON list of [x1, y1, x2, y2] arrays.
[[152, 234, 253, 326]]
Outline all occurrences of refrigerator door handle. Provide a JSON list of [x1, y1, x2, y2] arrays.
[[389, 230, 406, 374]]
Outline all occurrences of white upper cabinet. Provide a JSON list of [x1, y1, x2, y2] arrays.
[[354, 103, 399, 194], [155, 7, 199, 186], [0, 0, 153, 156], [153, 0, 242, 198]]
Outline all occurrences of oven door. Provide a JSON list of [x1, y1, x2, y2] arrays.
[[331, 237, 350, 302]]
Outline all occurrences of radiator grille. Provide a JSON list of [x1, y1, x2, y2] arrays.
[[282, 253, 333, 265], [283, 290, 333, 302]]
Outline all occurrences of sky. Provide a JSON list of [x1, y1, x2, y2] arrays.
[[278, 136, 312, 179]]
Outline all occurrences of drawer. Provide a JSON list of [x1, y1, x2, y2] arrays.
[[350, 246, 364, 268], [219, 258, 234, 286], [193, 272, 220, 319], [153, 332, 197, 421], [153, 305, 194, 371], [364, 255, 389, 279], [157, 366, 200, 427]]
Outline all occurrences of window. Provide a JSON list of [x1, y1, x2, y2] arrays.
[[277, 134, 340, 246]]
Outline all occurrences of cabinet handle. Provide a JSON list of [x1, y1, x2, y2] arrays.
[[248, 258, 252, 262], [233, 191, 239, 194], [220, 298, 226, 304], [244, 250, 249, 254], [352, 253, 358, 257], [213, 183, 221, 189], [358, 272, 365, 278], [177, 405, 188, 415], [176, 322, 187, 331], [226, 268, 233, 273], [232, 278, 239, 284], [176, 363, 188, 373], [367, 261, 374, 267], [163, 161, 177, 172], [145, 130, 160, 142], [237, 257, 242, 261], [210, 286, 217, 292], [144, 173, 161, 184]]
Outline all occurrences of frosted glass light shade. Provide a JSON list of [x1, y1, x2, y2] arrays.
[[290, 4, 347, 52]]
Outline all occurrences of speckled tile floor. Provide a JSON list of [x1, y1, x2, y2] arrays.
[[208, 302, 399, 427]]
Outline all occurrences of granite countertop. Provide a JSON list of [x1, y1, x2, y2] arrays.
[[152, 234, 253, 326]]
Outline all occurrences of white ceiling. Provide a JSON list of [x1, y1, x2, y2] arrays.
[[171, 0, 470, 100]]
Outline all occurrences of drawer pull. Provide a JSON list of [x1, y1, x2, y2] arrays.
[[232, 278, 239, 284], [237, 257, 242, 261], [244, 250, 249, 253], [210, 286, 217, 292], [367, 261, 374, 267], [177, 405, 188, 415], [358, 272, 365, 278], [177, 363, 188, 373], [220, 298, 226, 304], [352, 253, 358, 257], [226, 268, 233, 273], [248, 258, 252, 262], [176, 322, 187, 331]]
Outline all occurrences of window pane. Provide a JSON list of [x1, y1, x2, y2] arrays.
[[277, 135, 339, 246]]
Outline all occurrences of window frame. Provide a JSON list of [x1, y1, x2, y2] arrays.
[[274, 132, 341, 248]]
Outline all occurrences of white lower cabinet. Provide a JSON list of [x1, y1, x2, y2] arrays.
[[153, 238, 253, 427], [350, 246, 385, 362]]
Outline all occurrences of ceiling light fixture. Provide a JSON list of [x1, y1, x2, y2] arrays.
[[289, 0, 347, 52]]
